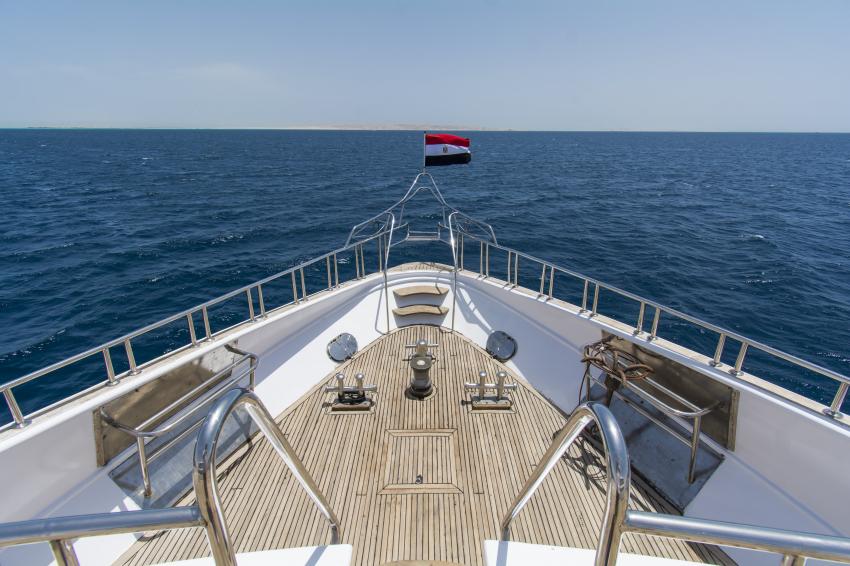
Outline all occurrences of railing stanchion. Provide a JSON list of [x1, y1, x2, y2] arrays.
[[688, 415, 702, 484], [513, 253, 519, 287], [732, 342, 748, 376], [3, 389, 26, 427], [581, 280, 590, 312], [333, 253, 339, 287], [539, 264, 546, 295], [137, 437, 152, 497], [782, 555, 807, 566], [591, 283, 600, 316], [360, 244, 366, 277], [548, 266, 555, 299], [485, 243, 490, 278], [327, 256, 333, 289], [635, 302, 646, 335], [187, 313, 198, 346], [507, 251, 512, 284], [125, 339, 139, 375], [650, 307, 661, 341], [300, 268, 307, 300], [479, 241, 484, 275], [354, 247, 360, 278], [825, 382, 848, 419], [460, 233, 465, 270], [246, 288, 255, 322], [291, 271, 299, 304], [711, 334, 726, 367], [49, 539, 80, 566], [202, 306, 213, 341], [103, 347, 117, 384], [257, 285, 266, 318]]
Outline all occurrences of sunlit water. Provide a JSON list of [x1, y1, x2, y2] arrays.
[[1, 130, 849, 422]]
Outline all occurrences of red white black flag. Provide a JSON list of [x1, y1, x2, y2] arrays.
[[424, 133, 471, 166]]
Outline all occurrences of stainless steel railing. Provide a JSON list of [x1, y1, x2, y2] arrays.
[[0, 507, 204, 566], [0, 387, 339, 565], [622, 511, 850, 566], [0, 172, 499, 430], [459, 233, 850, 420], [500, 401, 850, 566], [500, 402, 630, 564], [194, 387, 340, 564], [5, 172, 847, 429], [0, 229, 389, 430], [99, 346, 258, 497]]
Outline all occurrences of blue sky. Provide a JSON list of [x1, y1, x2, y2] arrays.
[[1, 1, 849, 131]]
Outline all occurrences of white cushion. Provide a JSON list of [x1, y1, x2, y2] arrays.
[[155, 545, 353, 566], [484, 541, 703, 566]]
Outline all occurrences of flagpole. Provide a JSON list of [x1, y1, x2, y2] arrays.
[[422, 130, 426, 172]]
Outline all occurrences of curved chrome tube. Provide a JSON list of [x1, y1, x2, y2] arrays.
[[448, 211, 460, 331], [193, 387, 341, 566], [500, 402, 630, 566]]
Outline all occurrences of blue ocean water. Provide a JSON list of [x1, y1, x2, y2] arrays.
[[1, 129, 849, 423]]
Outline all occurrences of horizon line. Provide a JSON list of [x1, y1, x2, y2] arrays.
[[2, 126, 849, 134]]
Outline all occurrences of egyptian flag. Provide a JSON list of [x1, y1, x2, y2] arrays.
[[424, 133, 471, 166]]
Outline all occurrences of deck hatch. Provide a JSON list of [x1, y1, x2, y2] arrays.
[[380, 429, 461, 494]]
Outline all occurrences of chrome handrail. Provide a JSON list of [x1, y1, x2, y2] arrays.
[[447, 211, 462, 332], [623, 511, 850, 565], [5, 171, 849, 429], [500, 402, 630, 565], [0, 507, 204, 565], [501, 401, 850, 566], [99, 347, 258, 497], [459, 232, 850, 419], [194, 387, 340, 565], [0, 229, 389, 429], [381, 213, 397, 333], [0, 387, 340, 565]]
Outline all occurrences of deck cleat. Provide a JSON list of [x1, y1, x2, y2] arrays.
[[324, 372, 377, 411], [464, 369, 517, 410]]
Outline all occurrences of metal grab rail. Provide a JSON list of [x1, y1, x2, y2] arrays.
[[500, 402, 850, 566], [500, 402, 630, 565], [580, 355, 718, 484], [0, 507, 204, 566], [194, 387, 341, 565], [623, 511, 850, 566], [459, 232, 850, 419], [0, 388, 340, 565], [0, 172, 498, 429], [0, 228, 389, 430], [99, 346, 258, 497]]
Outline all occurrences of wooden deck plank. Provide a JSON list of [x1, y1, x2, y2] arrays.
[[116, 325, 731, 566]]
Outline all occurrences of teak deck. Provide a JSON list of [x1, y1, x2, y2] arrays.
[[116, 325, 730, 566]]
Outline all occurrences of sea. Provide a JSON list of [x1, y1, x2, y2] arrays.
[[1, 129, 849, 423]]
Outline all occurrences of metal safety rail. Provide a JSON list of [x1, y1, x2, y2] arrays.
[[99, 346, 258, 497], [0, 387, 340, 566], [500, 401, 850, 566], [0, 227, 392, 430], [5, 171, 848, 429], [0, 172, 497, 430], [456, 232, 850, 420], [579, 358, 718, 484]]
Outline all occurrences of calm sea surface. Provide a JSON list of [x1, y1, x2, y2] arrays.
[[1, 130, 849, 422]]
